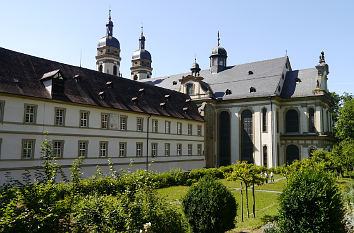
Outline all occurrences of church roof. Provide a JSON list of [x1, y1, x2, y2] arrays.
[[0, 47, 203, 121], [144, 56, 320, 100]]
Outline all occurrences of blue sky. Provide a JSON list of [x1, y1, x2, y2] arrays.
[[1, 0, 353, 94]]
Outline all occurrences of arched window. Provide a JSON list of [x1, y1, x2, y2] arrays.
[[286, 145, 299, 164], [219, 111, 230, 166], [99, 65, 103, 72], [263, 145, 267, 167], [113, 65, 117, 76], [186, 83, 194, 96], [309, 108, 315, 132], [286, 109, 299, 133], [262, 108, 267, 132], [241, 110, 253, 163]]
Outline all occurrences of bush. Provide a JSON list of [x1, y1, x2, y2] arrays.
[[182, 175, 237, 233], [188, 168, 224, 181], [278, 169, 346, 233]]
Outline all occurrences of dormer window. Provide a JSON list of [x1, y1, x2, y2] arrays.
[[295, 78, 302, 83], [250, 87, 256, 93], [99, 91, 105, 100], [173, 81, 177, 85], [138, 88, 145, 96], [74, 74, 80, 83], [225, 89, 232, 95], [160, 102, 166, 109], [185, 98, 191, 103], [164, 94, 170, 100], [41, 69, 64, 98], [248, 71, 253, 75], [183, 107, 189, 112], [106, 81, 113, 88], [186, 83, 194, 96]]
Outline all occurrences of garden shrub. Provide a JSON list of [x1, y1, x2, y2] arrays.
[[218, 165, 234, 175], [182, 175, 237, 233], [188, 168, 224, 181], [278, 168, 346, 233]]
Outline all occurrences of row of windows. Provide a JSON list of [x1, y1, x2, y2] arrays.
[[0, 102, 202, 135], [20, 139, 203, 159]]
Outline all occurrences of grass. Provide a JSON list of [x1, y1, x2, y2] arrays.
[[157, 177, 285, 232]]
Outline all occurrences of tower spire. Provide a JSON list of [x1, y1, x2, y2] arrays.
[[139, 26, 145, 50], [217, 31, 220, 46], [106, 9, 113, 36]]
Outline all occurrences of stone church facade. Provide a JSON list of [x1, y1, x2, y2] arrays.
[[140, 33, 334, 168]]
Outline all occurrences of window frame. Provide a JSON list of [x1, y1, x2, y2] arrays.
[[151, 143, 158, 157], [188, 124, 193, 135], [22, 139, 35, 159], [54, 108, 66, 126], [197, 144, 202, 156], [177, 122, 182, 135], [120, 116, 127, 131], [165, 121, 171, 134], [52, 140, 64, 158], [99, 141, 108, 157], [152, 119, 158, 133], [263, 145, 268, 168], [285, 109, 299, 133], [197, 125, 202, 136], [80, 111, 89, 128], [119, 142, 127, 157], [164, 143, 170, 156], [177, 143, 182, 156], [0, 100, 5, 122], [188, 144, 192, 156], [24, 104, 37, 124], [78, 140, 88, 158], [101, 113, 110, 129], [262, 108, 267, 132], [136, 142, 143, 157], [308, 108, 315, 133], [136, 117, 144, 132]]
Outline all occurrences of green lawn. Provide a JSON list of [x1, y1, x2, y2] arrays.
[[157, 178, 285, 232]]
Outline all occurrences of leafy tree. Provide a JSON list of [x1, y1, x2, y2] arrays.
[[335, 98, 354, 141], [182, 175, 237, 233], [278, 168, 346, 233]]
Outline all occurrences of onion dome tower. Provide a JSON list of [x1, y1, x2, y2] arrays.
[[191, 58, 201, 77], [96, 9, 121, 76], [210, 31, 227, 74], [130, 27, 153, 80]]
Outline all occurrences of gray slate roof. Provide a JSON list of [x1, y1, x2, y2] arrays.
[[144, 57, 320, 100]]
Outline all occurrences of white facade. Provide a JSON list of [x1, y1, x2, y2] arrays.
[[0, 94, 205, 184]]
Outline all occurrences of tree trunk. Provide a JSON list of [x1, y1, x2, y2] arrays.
[[240, 181, 244, 222], [245, 184, 249, 218], [252, 183, 255, 218]]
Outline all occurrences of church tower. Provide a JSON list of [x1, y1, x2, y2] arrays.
[[130, 27, 153, 80], [210, 31, 227, 74], [96, 10, 121, 76]]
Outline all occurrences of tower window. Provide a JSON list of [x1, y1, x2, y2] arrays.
[[250, 87, 256, 93], [113, 65, 117, 76], [99, 65, 103, 73], [133, 75, 138, 81], [186, 83, 194, 96]]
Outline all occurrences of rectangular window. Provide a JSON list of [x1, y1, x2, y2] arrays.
[[177, 122, 182, 135], [22, 139, 35, 159], [0, 101, 4, 122], [177, 144, 182, 156], [120, 116, 127, 130], [188, 144, 192, 156], [80, 111, 89, 127], [78, 141, 88, 157], [53, 140, 64, 158], [136, 117, 143, 132], [164, 143, 170, 156], [276, 111, 279, 133], [136, 142, 143, 157], [197, 125, 202, 136], [262, 108, 267, 132], [151, 143, 158, 157], [165, 121, 171, 134], [188, 124, 193, 135], [24, 104, 37, 124], [101, 113, 109, 129], [55, 108, 65, 126], [119, 142, 127, 157], [99, 141, 108, 157], [197, 144, 202, 156], [152, 119, 158, 133]]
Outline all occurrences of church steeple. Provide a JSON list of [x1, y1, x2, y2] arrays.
[[106, 9, 113, 37], [210, 31, 227, 74], [130, 27, 153, 81], [96, 9, 121, 76], [139, 26, 145, 50]]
